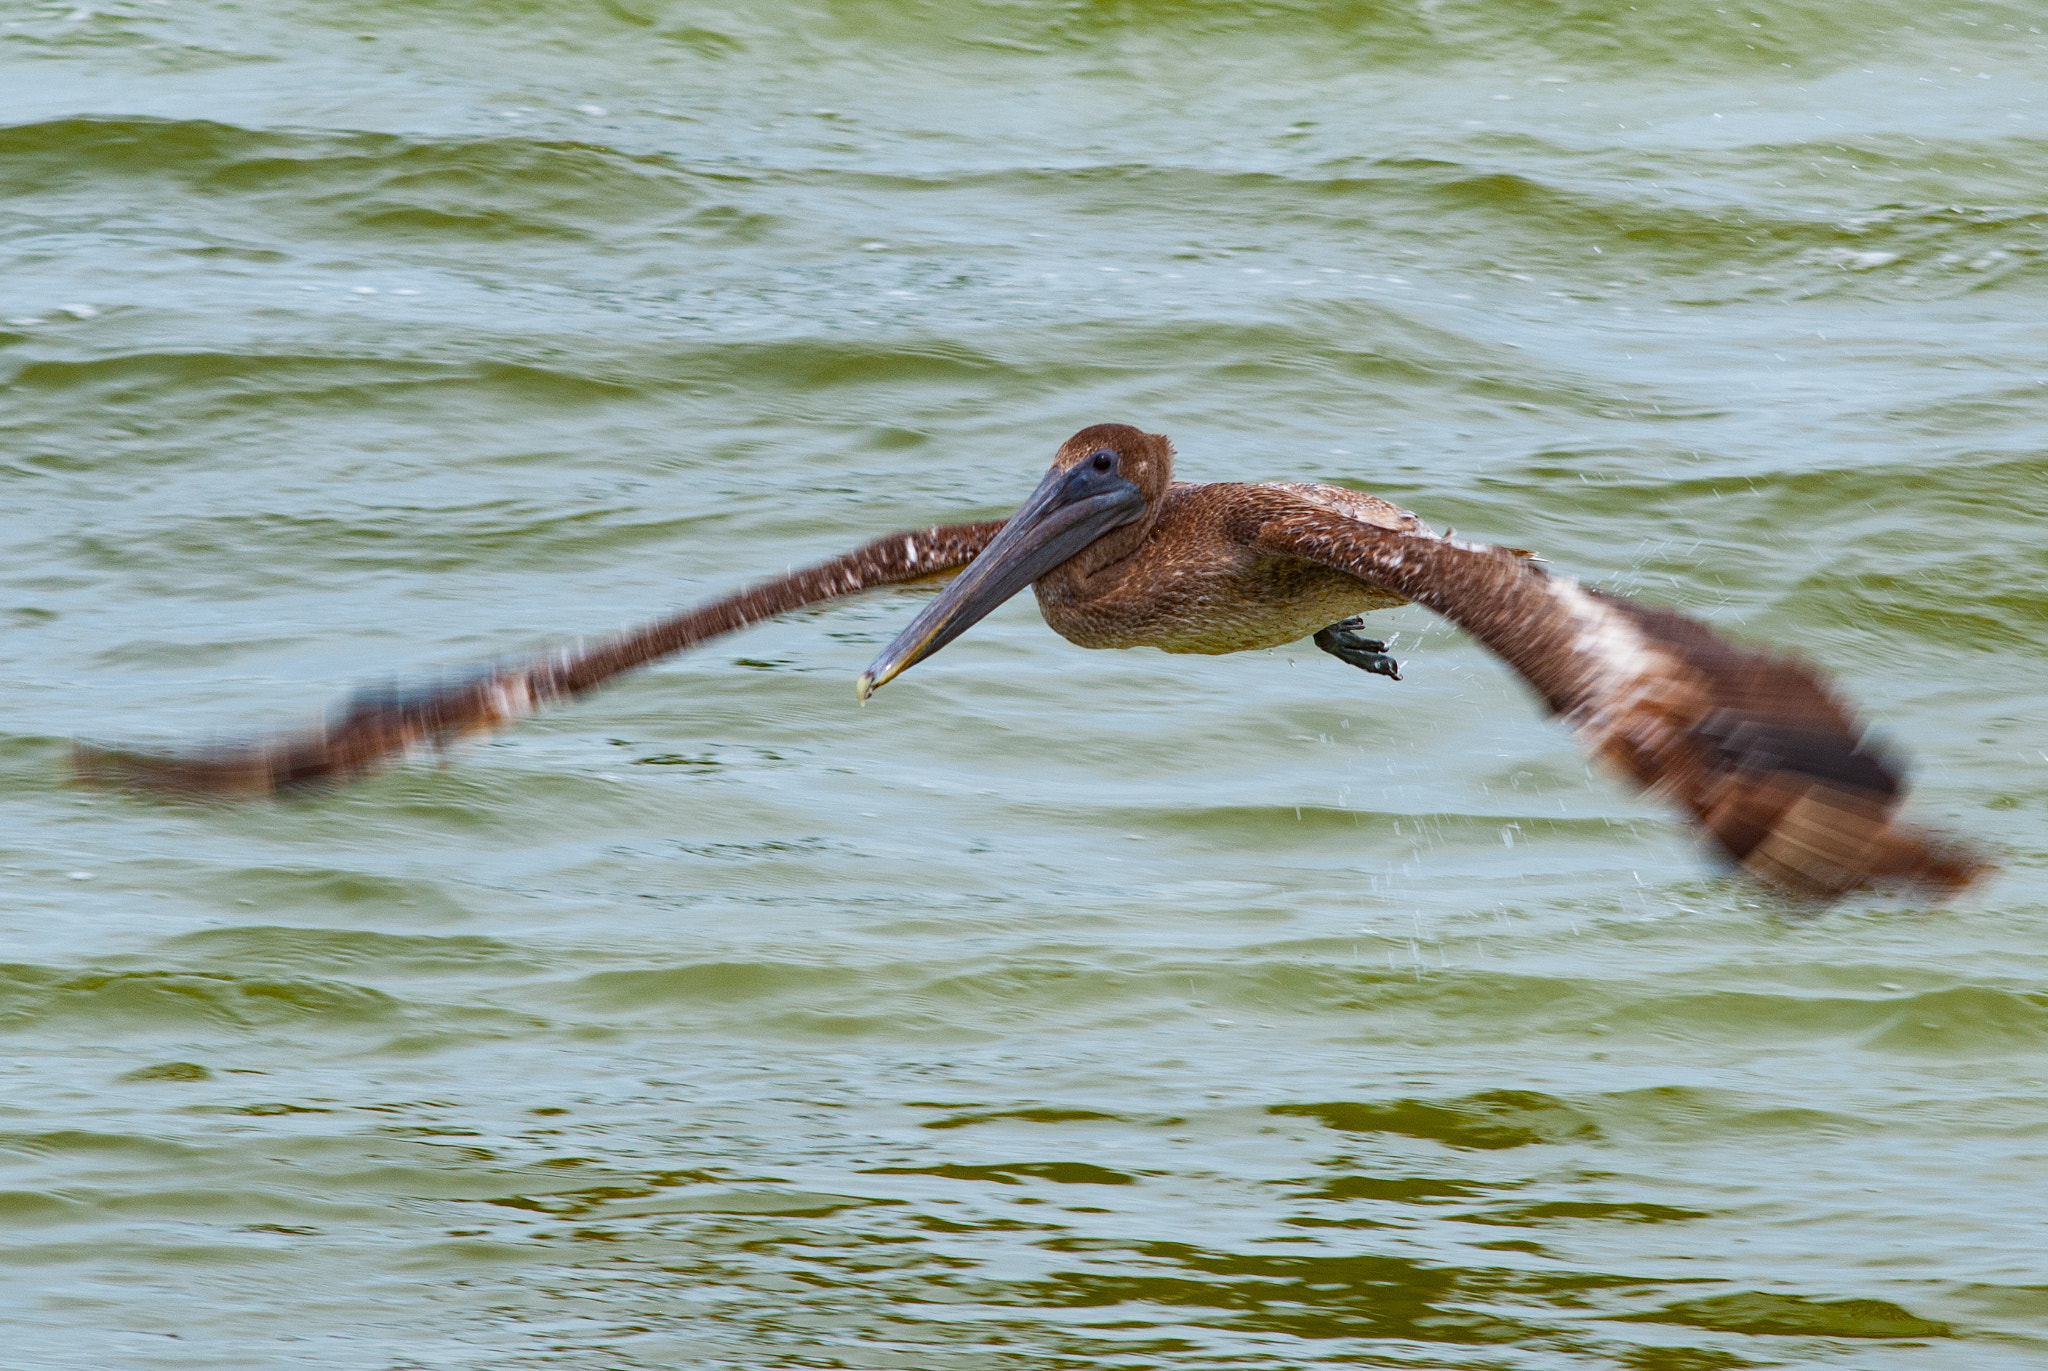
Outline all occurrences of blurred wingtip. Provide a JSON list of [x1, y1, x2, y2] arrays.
[[71, 736, 300, 799], [70, 663, 555, 801], [1736, 789, 1996, 903], [1871, 824, 1997, 902]]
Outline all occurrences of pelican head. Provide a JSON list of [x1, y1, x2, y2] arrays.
[[857, 424, 1172, 700]]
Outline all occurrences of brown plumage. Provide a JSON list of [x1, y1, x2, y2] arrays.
[[73, 521, 1004, 796], [76, 423, 1987, 900], [1242, 500, 1983, 898]]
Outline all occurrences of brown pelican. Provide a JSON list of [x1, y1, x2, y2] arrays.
[[76, 424, 1987, 899]]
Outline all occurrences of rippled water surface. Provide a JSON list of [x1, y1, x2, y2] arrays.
[[4, 1, 2047, 1366]]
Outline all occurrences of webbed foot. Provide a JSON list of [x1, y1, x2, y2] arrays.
[[1313, 617, 1401, 681]]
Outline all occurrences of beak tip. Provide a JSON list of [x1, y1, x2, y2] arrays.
[[855, 671, 876, 704]]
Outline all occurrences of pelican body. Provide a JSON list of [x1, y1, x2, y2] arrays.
[[78, 423, 1987, 900], [861, 430, 1416, 689]]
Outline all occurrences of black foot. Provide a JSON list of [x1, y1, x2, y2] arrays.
[[1313, 617, 1401, 681]]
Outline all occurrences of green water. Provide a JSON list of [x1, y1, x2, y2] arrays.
[[3, 1, 2046, 1366]]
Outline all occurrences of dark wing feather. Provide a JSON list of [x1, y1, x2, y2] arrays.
[[1248, 501, 1987, 899], [74, 521, 1005, 797]]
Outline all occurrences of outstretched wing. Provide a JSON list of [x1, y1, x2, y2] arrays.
[[1247, 499, 1987, 899], [74, 521, 1006, 797]]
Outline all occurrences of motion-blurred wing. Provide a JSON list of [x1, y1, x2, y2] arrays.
[[1249, 501, 1987, 899], [74, 521, 1005, 797]]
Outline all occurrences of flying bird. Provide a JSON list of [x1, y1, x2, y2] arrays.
[[75, 423, 1987, 900]]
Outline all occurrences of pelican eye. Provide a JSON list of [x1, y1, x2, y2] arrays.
[[1089, 450, 1115, 473]]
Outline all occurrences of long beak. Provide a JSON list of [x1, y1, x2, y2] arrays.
[[858, 460, 1144, 701]]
